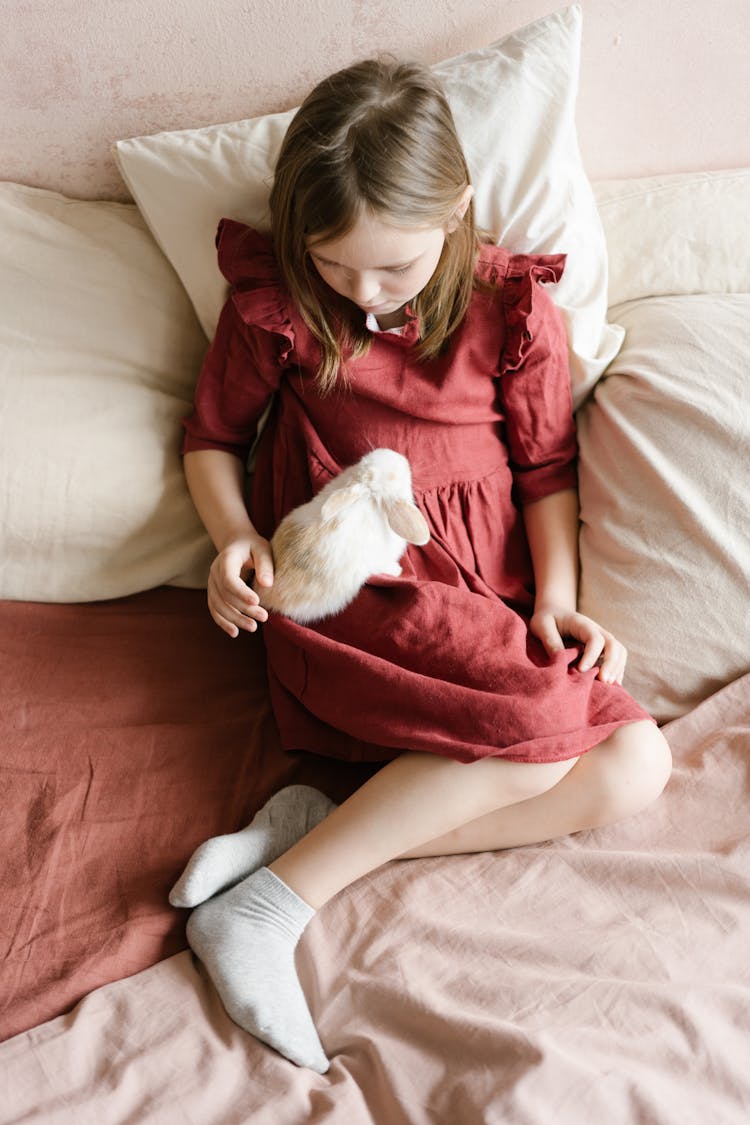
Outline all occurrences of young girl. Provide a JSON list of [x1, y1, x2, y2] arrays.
[[172, 58, 671, 1074]]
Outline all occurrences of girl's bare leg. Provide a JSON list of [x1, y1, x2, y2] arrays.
[[186, 720, 670, 1071], [269, 720, 669, 906], [400, 720, 671, 858], [269, 748, 578, 909]]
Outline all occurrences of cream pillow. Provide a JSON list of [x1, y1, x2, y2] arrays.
[[577, 293, 750, 723], [115, 5, 620, 407], [0, 183, 213, 602], [594, 168, 750, 306]]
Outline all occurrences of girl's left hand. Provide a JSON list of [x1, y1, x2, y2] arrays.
[[529, 606, 627, 685]]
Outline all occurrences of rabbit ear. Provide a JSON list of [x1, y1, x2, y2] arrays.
[[384, 499, 430, 545], [321, 481, 366, 521]]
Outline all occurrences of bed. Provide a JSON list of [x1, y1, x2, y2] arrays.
[[2, 4, 750, 1122]]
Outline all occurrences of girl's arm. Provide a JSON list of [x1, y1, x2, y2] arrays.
[[523, 488, 627, 685], [184, 449, 274, 638]]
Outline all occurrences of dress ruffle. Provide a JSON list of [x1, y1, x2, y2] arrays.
[[501, 252, 566, 373], [216, 220, 296, 367]]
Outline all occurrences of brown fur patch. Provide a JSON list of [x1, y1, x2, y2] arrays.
[[259, 516, 331, 613]]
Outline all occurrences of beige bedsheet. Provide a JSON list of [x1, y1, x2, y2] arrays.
[[2, 674, 749, 1125]]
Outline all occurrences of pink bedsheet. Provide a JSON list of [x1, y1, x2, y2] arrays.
[[2, 665, 749, 1124]]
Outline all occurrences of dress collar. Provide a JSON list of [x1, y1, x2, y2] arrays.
[[365, 304, 419, 345]]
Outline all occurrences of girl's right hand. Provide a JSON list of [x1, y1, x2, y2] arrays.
[[207, 534, 275, 638]]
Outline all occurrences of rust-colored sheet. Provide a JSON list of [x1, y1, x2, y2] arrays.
[[0, 589, 373, 1042]]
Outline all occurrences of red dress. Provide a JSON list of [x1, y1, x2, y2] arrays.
[[184, 222, 650, 765]]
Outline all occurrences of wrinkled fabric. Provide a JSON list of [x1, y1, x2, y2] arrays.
[[3, 670, 749, 1124], [0, 589, 376, 1043], [184, 223, 648, 764]]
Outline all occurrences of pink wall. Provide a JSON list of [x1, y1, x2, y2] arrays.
[[2, 0, 748, 201]]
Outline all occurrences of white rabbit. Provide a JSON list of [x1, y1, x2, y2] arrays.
[[254, 448, 430, 624]]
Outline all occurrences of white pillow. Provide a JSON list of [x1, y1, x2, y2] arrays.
[[0, 183, 213, 602], [577, 293, 750, 723], [115, 5, 620, 407], [594, 168, 750, 306]]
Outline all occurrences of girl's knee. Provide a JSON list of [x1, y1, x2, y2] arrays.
[[588, 720, 672, 827], [625, 720, 672, 796]]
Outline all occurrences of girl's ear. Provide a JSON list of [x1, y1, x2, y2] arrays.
[[445, 185, 474, 233]]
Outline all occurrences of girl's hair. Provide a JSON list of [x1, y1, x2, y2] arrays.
[[269, 58, 478, 394]]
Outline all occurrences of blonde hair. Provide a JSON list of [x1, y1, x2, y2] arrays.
[[269, 58, 479, 394]]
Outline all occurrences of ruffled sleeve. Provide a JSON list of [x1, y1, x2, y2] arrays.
[[182, 221, 296, 461], [498, 253, 578, 506]]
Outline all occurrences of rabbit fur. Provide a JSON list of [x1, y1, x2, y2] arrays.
[[254, 448, 430, 624]]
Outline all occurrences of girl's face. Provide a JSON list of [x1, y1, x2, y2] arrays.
[[306, 211, 448, 330]]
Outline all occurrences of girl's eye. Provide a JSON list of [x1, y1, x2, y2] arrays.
[[388, 264, 412, 275]]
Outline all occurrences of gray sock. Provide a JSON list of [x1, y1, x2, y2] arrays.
[[170, 785, 337, 908], [186, 866, 329, 1073]]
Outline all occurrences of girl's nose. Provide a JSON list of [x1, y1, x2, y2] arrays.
[[350, 272, 380, 305]]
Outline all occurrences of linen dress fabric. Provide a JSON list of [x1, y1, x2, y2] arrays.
[[184, 222, 649, 766]]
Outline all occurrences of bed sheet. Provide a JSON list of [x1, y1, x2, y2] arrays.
[[0, 588, 375, 1043], [1, 608, 749, 1122]]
